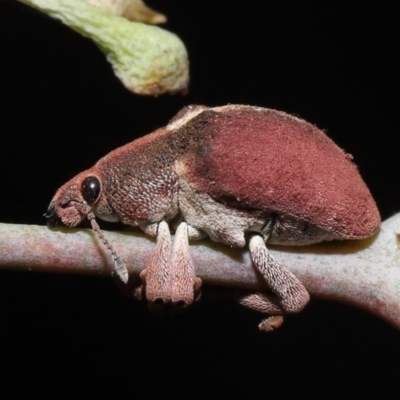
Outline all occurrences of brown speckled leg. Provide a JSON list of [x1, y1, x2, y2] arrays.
[[139, 220, 172, 311], [239, 293, 285, 332], [240, 234, 310, 331], [139, 221, 201, 313], [170, 222, 202, 308]]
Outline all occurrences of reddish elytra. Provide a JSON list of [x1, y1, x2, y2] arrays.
[[46, 105, 380, 331]]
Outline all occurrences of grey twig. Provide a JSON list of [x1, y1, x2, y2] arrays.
[[1, 214, 399, 328]]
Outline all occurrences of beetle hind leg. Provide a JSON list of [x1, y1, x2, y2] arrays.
[[240, 234, 310, 331], [239, 293, 285, 332]]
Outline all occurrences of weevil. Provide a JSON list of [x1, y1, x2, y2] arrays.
[[46, 105, 380, 331]]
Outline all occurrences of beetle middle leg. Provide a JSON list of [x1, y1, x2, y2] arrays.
[[239, 234, 310, 331]]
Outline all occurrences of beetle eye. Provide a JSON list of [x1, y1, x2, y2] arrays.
[[81, 176, 101, 205]]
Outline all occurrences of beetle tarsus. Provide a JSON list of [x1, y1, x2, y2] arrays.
[[239, 292, 285, 331], [259, 316, 285, 332]]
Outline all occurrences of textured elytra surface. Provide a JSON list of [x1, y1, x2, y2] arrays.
[[50, 105, 380, 242], [175, 105, 380, 239]]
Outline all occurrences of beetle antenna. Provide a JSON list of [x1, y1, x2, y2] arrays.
[[87, 211, 129, 283]]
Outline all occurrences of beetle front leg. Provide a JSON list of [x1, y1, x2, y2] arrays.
[[241, 234, 310, 331], [139, 221, 201, 312], [170, 222, 202, 308], [139, 220, 173, 311]]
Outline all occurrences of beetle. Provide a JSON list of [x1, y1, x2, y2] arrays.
[[46, 105, 380, 331]]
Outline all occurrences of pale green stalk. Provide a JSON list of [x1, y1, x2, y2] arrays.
[[18, 0, 189, 95]]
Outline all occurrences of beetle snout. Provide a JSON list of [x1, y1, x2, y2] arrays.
[[45, 202, 64, 228]]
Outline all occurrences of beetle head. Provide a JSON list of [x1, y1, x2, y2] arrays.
[[46, 169, 129, 283], [46, 170, 103, 228]]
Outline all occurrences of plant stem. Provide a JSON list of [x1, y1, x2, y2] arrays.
[[1, 214, 400, 328]]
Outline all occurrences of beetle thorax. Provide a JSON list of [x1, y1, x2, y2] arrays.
[[92, 138, 180, 227]]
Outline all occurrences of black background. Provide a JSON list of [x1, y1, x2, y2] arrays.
[[1, 1, 400, 398]]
